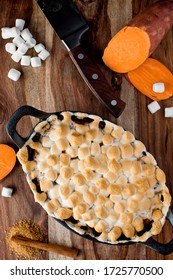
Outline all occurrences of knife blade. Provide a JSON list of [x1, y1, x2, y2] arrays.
[[36, 0, 126, 117]]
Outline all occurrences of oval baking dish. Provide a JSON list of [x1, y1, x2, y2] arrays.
[[6, 105, 173, 255]]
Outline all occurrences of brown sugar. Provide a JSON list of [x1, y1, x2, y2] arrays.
[[7, 219, 47, 259]]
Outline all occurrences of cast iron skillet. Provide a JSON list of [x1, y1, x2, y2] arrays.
[[6, 105, 173, 255]]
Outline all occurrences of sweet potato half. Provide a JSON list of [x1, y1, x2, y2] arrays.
[[0, 144, 16, 180], [103, 0, 173, 73], [127, 58, 173, 101]]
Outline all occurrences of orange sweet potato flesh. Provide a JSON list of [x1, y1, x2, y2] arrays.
[[0, 144, 16, 180], [103, 0, 173, 73], [127, 58, 173, 101], [103, 26, 150, 73]]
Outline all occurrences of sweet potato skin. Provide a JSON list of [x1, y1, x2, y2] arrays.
[[128, 0, 173, 56]]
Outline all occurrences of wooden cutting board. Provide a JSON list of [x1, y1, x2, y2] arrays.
[[0, 0, 172, 260]]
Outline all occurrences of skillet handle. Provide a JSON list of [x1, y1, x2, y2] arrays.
[[143, 237, 173, 255], [143, 206, 173, 255], [6, 105, 51, 148]]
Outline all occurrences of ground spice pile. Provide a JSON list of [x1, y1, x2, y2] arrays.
[[7, 219, 47, 259]]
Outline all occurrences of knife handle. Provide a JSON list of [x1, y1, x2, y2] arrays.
[[69, 46, 126, 118]]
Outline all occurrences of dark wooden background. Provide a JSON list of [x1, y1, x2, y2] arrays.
[[0, 0, 172, 260]]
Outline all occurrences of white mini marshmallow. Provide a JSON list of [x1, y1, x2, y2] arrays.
[[38, 49, 50, 61], [11, 50, 23, 62], [21, 55, 31, 66], [15, 19, 25, 31], [18, 42, 29, 55], [34, 43, 45, 53], [25, 37, 36, 48], [31, 56, 42, 67], [1, 187, 14, 197], [13, 36, 25, 47], [21, 28, 33, 41], [8, 68, 21, 81], [5, 42, 16, 54], [152, 82, 165, 93], [147, 101, 161, 114], [8, 27, 20, 38], [1, 27, 11, 39], [165, 107, 173, 118]]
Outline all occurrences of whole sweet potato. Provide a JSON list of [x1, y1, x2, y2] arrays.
[[128, 0, 173, 56], [103, 0, 173, 73]]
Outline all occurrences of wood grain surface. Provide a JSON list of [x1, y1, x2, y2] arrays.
[[0, 0, 172, 260]]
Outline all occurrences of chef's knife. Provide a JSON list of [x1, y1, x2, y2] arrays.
[[36, 0, 126, 118]]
